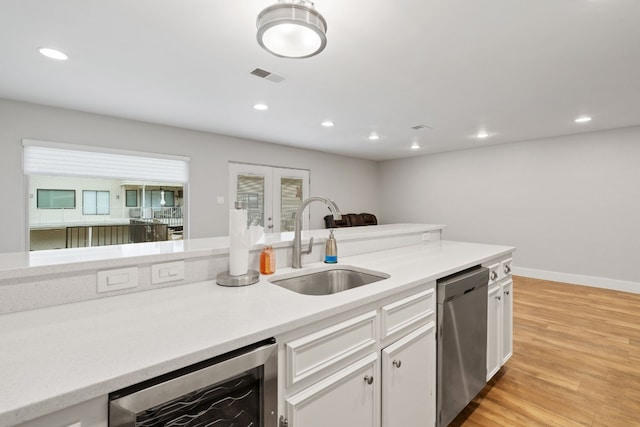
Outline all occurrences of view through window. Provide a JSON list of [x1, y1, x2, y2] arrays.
[[24, 140, 189, 251], [28, 175, 185, 250]]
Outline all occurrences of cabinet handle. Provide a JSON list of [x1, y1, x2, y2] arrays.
[[505, 290, 510, 296], [496, 295, 501, 301], [364, 375, 374, 385], [504, 264, 511, 274], [393, 360, 402, 368], [490, 271, 498, 281]]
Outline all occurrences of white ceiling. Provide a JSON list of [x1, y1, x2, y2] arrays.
[[1, 0, 639, 161]]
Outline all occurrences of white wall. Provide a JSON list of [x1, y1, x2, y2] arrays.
[[0, 98, 380, 253], [379, 126, 640, 287]]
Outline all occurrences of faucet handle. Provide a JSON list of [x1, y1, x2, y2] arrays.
[[303, 237, 314, 255]]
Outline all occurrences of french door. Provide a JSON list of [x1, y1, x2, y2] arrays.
[[229, 163, 310, 233]]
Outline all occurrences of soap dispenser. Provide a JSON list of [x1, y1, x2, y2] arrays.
[[324, 229, 338, 263]]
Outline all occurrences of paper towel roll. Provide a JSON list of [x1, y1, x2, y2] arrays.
[[229, 208, 249, 276]]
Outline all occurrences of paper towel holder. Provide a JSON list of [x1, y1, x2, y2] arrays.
[[217, 200, 260, 286], [216, 269, 260, 287]]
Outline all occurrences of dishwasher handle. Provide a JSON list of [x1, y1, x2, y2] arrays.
[[437, 266, 489, 303]]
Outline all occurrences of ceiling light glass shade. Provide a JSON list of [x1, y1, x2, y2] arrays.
[[257, 2, 327, 58]]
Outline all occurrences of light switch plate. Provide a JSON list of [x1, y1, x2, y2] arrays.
[[97, 267, 138, 293], [151, 260, 185, 285]]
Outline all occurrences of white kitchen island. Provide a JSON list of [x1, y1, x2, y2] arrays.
[[0, 225, 513, 427]]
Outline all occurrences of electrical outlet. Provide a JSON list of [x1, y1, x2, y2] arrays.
[[151, 260, 185, 285], [97, 267, 138, 293]]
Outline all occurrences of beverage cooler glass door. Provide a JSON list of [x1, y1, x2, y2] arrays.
[[109, 339, 277, 427]]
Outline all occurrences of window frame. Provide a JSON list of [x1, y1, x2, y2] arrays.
[[36, 189, 76, 209], [125, 189, 138, 207], [82, 190, 110, 215]]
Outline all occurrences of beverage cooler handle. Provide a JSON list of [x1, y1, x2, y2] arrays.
[[109, 400, 137, 427]]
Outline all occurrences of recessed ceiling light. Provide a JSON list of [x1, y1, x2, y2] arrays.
[[476, 131, 490, 139], [410, 142, 421, 150], [253, 103, 269, 111], [38, 47, 68, 61], [369, 133, 380, 141], [321, 121, 334, 127], [575, 116, 592, 123]]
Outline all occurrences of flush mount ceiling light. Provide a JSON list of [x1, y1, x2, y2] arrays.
[[575, 116, 592, 123], [257, 0, 327, 59], [476, 131, 490, 139], [253, 103, 269, 110], [410, 142, 421, 150], [369, 133, 380, 141], [321, 120, 334, 127], [38, 47, 68, 61]]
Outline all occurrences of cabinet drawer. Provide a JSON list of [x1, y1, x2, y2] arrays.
[[501, 258, 513, 277], [286, 310, 377, 387], [487, 263, 500, 285], [380, 288, 435, 340]]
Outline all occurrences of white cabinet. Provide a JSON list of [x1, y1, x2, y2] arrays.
[[485, 256, 514, 381], [501, 279, 513, 364], [17, 397, 107, 427], [486, 282, 502, 380], [279, 282, 436, 427], [381, 322, 436, 427], [285, 353, 379, 427]]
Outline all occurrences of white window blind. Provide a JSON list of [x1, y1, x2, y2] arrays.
[[23, 140, 189, 183]]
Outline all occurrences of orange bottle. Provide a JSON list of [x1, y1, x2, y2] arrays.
[[260, 245, 276, 275]]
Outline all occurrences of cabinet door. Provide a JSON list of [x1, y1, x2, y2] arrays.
[[501, 280, 513, 365], [486, 283, 502, 381], [381, 322, 436, 427], [285, 353, 379, 427]]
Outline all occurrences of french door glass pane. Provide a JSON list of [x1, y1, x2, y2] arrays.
[[280, 177, 303, 232], [237, 175, 265, 227]]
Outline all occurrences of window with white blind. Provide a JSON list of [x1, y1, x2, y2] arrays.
[[23, 140, 190, 251]]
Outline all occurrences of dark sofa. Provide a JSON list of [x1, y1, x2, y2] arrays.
[[324, 213, 378, 228]]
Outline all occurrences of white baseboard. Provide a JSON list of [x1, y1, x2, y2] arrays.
[[512, 266, 640, 295]]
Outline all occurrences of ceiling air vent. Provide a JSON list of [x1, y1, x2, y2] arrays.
[[411, 124, 433, 130], [250, 68, 285, 83]]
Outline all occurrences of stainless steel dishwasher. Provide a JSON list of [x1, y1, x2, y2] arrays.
[[437, 266, 489, 427]]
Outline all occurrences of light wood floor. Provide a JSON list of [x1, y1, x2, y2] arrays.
[[450, 276, 640, 426]]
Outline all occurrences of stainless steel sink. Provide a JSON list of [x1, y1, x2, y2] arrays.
[[270, 267, 389, 296]]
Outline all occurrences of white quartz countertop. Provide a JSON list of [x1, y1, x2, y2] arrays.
[[0, 239, 512, 426]]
